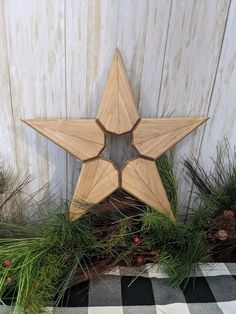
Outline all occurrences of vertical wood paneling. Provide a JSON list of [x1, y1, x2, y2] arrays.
[[4, 0, 66, 198], [0, 0, 235, 214], [85, 0, 120, 117], [157, 0, 230, 208], [65, 0, 88, 197], [139, 0, 171, 117], [0, 0, 16, 167], [200, 0, 236, 168], [117, 0, 149, 106], [111, 0, 149, 167], [158, 0, 229, 150], [66, 0, 120, 196]]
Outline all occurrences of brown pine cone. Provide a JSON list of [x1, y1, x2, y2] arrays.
[[216, 229, 229, 241], [209, 215, 236, 231], [223, 210, 235, 218]]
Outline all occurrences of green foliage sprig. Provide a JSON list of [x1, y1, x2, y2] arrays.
[[0, 213, 102, 314], [156, 154, 178, 215], [140, 208, 210, 287], [184, 143, 236, 226], [0, 151, 216, 312]]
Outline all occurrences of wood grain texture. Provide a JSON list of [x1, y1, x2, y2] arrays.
[[121, 158, 174, 219], [156, 0, 230, 210], [200, 0, 236, 169], [4, 0, 67, 198], [70, 157, 119, 220], [138, 0, 172, 117], [22, 49, 208, 220], [0, 0, 235, 216], [117, 0, 149, 106], [0, 0, 17, 168], [133, 118, 207, 159], [22, 119, 105, 161], [97, 49, 139, 134], [65, 0, 120, 197]]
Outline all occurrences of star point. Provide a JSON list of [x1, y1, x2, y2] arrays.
[[132, 117, 208, 159], [70, 157, 119, 221], [22, 119, 105, 161], [121, 157, 174, 219], [96, 48, 140, 134]]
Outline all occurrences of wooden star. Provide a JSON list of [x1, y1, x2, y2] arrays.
[[22, 49, 207, 221]]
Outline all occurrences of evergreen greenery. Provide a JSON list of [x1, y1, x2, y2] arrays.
[[0, 212, 101, 313], [184, 144, 236, 227], [140, 208, 210, 287], [4, 149, 234, 312], [0, 162, 10, 195], [156, 154, 178, 215]]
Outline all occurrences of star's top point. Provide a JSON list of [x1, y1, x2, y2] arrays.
[[96, 49, 140, 135]]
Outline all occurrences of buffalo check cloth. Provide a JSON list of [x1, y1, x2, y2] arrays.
[[50, 263, 236, 314], [0, 263, 235, 313]]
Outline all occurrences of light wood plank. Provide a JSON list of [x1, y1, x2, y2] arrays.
[[22, 119, 105, 161], [138, 0, 172, 117], [66, 0, 120, 197], [200, 0, 236, 169], [156, 0, 230, 210], [4, 0, 67, 198], [0, 0, 17, 168], [70, 157, 119, 220], [117, 0, 150, 106], [121, 158, 174, 219], [96, 49, 139, 134], [133, 118, 207, 159]]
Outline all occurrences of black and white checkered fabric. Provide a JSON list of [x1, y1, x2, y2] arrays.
[[1, 263, 234, 314], [49, 263, 236, 314], [48, 263, 236, 314]]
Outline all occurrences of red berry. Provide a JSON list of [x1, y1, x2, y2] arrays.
[[5, 277, 13, 284], [133, 236, 141, 245], [136, 256, 144, 265], [3, 259, 12, 267]]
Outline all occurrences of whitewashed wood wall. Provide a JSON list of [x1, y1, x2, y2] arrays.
[[1, 0, 236, 212]]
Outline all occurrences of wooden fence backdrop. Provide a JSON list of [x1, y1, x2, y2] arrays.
[[1, 0, 236, 213]]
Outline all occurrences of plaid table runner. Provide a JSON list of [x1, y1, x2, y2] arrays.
[[0, 263, 235, 313], [51, 263, 236, 314]]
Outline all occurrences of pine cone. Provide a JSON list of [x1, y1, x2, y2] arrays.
[[216, 229, 229, 241], [223, 210, 235, 218], [210, 215, 236, 231]]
